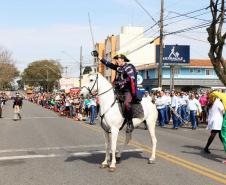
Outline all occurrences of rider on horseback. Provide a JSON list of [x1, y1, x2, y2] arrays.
[[94, 51, 138, 133]]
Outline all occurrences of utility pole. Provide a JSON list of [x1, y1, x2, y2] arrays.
[[158, 0, 164, 88], [170, 65, 175, 91], [79, 46, 83, 88]]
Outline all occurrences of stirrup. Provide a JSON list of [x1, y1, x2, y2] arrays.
[[126, 124, 134, 133]]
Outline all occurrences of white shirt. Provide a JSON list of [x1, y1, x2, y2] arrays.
[[165, 95, 171, 106], [178, 97, 184, 107], [142, 95, 152, 102], [155, 96, 166, 109], [187, 98, 202, 112], [207, 98, 225, 130], [89, 99, 96, 106], [171, 95, 178, 111], [55, 95, 61, 101], [180, 95, 188, 106], [65, 97, 71, 106]]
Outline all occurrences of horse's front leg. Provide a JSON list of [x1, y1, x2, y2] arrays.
[[147, 119, 157, 164], [100, 132, 110, 168], [109, 128, 119, 172], [116, 132, 131, 161]]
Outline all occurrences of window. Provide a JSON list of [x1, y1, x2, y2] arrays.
[[174, 68, 180, 75], [146, 71, 149, 79], [189, 69, 193, 73], [196, 69, 201, 73], [206, 69, 212, 75]]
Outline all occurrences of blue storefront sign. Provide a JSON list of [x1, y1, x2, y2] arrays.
[[156, 45, 190, 65]]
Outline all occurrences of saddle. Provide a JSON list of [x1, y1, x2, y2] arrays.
[[131, 103, 144, 118], [117, 94, 144, 119]]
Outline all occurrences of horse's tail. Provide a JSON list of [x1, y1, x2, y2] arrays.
[[125, 132, 132, 144]]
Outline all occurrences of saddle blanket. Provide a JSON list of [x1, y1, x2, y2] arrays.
[[132, 103, 144, 118]]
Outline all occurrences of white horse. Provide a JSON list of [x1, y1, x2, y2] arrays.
[[80, 73, 158, 172]]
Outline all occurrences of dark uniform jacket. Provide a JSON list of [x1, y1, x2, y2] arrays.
[[13, 97, 23, 108], [100, 59, 138, 96]]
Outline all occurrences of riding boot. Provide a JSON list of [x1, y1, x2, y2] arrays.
[[126, 119, 134, 133]]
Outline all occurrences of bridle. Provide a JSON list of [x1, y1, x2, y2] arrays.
[[82, 74, 113, 97], [82, 74, 116, 133]]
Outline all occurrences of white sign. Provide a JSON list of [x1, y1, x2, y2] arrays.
[[137, 75, 143, 85]]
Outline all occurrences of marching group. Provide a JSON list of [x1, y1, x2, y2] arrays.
[[144, 89, 226, 156]]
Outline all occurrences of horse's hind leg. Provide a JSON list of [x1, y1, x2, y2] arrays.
[[146, 118, 157, 164], [109, 128, 119, 172], [100, 132, 110, 168]]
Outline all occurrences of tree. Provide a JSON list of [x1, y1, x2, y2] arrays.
[[83, 66, 92, 75], [0, 48, 19, 90], [21, 60, 63, 92], [207, 0, 226, 85]]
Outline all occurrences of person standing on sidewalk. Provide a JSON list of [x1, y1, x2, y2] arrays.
[[155, 90, 167, 127], [187, 93, 202, 130], [170, 91, 179, 129], [199, 92, 208, 124], [89, 96, 97, 125]]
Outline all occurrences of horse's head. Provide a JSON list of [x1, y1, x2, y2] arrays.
[[80, 73, 98, 97]]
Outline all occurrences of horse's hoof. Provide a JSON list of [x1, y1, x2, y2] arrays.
[[100, 164, 108, 168], [148, 159, 155, 164], [116, 157, 121, 163], [109, 167, 116, 172]]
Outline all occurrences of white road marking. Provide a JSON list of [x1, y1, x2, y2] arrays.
[[0, 149, 143, 161], [0, 144, 106, 154], [70, 148, 143, 157], [0, 154, 59, 161], [2, 117, 58, 120]]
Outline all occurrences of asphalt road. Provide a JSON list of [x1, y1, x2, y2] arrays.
[[0, 100, 226, 185]]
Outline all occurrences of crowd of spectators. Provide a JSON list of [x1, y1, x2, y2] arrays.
[[27, 92, 98, 125], [26, 88, 225, 131]]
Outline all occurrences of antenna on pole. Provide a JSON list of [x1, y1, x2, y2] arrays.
[[88, 12, 98, 73]]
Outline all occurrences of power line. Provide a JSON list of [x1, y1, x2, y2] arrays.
[[164, 5, 210, 21], [115, 5, 212, 55], [124, 22, 211, 56], [164, 22, 210, 37], [170, 33, 209, 44], [164, 11, 211, 28], [133, 0, 158, 24], [166, 10, 210, 22]]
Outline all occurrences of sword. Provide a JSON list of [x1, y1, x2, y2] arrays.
[[169, 105, 189, 125]]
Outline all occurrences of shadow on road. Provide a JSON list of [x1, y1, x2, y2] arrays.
[[181, 145, 225, 163], [64, 151, 144, 164]]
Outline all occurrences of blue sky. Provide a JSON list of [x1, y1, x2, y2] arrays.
[[0, 0, 224, 76]]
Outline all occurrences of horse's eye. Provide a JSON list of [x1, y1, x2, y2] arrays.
[[90, 79, 94, 82]]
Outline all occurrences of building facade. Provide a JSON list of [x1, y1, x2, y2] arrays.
[[97, 26, 156, 82], [137, 59, 224, 91], [96, 26, 224, 91]]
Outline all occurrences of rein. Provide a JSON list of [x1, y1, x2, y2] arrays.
[[83, 74, 120, 133]]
